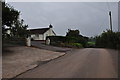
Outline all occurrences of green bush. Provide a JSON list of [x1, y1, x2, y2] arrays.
[[70, 43, 83, 48], [47, 36, 88, 48], [86, 41, 95, 48], [46, 36, 66, 43], [95, 30, 120, 49], [64, 43, 83, 48]]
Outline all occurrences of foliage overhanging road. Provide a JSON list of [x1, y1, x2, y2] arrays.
[[16, 48, 118, 78]]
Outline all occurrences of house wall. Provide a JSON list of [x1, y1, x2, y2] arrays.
[[31, 28, 56, 40], [31, 34, 44, 40], [43, 28, 56, 40]]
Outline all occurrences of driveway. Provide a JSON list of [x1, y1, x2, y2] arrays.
[[3, 46, 65, 78], [31, 41, 72, 52], [16, 48, 118, 78]]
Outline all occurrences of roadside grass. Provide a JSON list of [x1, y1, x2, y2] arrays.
[[65, 43, 83, 48], [86, 41, 96, 48], [50, 42, 83, 48]]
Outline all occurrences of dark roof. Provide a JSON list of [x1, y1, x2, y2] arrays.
[[28, 28, 50, 34]]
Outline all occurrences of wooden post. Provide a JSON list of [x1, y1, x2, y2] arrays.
[[109, 11, 112, 31]]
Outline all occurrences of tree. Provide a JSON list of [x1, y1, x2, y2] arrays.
[[66, 29, 80, 37], [12, 19, 28, 38], [95, 30, 120, 49], [2, 2, 28, 38], [2, 2, 20, 27], [66, 29, 88, 47]]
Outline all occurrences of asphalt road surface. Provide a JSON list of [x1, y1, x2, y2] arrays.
[[16, 48, 118, 78], [31, 41, 72, 52]]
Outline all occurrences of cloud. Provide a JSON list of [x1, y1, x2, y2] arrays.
[[9, 2, 118, 37]]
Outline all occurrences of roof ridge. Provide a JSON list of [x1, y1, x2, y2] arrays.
[[28, 27, 50, 34], [28, 28, 49, 30]]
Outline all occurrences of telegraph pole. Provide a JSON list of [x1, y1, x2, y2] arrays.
[[109, 11, 112, 31]]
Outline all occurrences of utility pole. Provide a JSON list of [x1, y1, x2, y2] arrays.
[[109, 11, 112, 31]]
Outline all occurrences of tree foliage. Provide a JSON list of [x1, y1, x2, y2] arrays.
[[95, 30, 120, 49], [47, 29, 89, 47], [2, 2, 20, 27], [2, 2, 28, 38], [66, 29, 88, 47], [11, 19, 28, 38], [66, 29, 80, 37]]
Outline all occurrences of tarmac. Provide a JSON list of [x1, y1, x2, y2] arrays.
[[2, 46, 66, 78]]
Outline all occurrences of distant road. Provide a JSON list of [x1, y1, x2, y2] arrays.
[[31, 41, 72, 52], [17, 48, 118, 78]]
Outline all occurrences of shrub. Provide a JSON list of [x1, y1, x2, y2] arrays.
[[65, 43, 83, 48], [95, 30, 120, 49], [86, 41, 95, 48], [71, 43, 83, 48], [47, 36, 88, 48], [46, 36, 66, 43]]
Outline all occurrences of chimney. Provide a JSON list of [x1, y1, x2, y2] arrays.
[[49, 24, 53, 28]]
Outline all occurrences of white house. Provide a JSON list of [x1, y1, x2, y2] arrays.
[[28, 24, 56, 40]]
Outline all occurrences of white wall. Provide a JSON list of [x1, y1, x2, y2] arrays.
[[43, 28, 56, 40], [31, 34, 44, 40], [39, 35, 44, 40], [31, 28, 56, 40]]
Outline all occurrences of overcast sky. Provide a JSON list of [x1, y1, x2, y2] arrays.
[[8, 2, 118, 37]]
